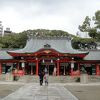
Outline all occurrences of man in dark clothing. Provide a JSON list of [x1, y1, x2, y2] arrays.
[[39, 71, 44, 86]]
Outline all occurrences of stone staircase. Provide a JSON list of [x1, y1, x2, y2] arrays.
[[1, 74, 100, 83], [17, 75, 100, 83], [88, 75, 100, 82], [18, 75, 78, 83]]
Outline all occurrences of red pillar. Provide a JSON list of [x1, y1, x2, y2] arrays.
[[0, 63, 2, 75], [78, 63, 80, 75], [36, 60, 39, 75], [96, 64, 100, 76], [57, 60, 60, 76], [17, 63, 19, 70]]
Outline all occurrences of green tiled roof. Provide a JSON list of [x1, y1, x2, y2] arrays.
[[0, 50, 13, 59], [9, 38, 87, 54], [84, 50, 100, 60]]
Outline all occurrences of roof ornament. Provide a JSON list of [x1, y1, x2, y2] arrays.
[[44, 44, 51, 48]]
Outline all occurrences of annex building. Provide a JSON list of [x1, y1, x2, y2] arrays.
[[0, 36, 100, 76]]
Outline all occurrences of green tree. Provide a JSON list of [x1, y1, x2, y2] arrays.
[[93, 10, 100, 29], [72, 37, 96, 49], [79, 16, 91, 32], [79, 10, 100, 40], [88, 28, 97, 39]]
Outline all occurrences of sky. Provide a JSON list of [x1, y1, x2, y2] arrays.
[[0, 0, 100, 36]]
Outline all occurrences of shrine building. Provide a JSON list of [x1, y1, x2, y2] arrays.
[[0, 37, 100, 76]]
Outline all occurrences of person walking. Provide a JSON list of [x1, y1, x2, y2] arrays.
[[53, 66, 57, 76], [44, 67, 49, 86], [39, 71, 44, 86]]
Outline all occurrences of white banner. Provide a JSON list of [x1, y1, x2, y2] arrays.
[[22, 62, 25, 67]]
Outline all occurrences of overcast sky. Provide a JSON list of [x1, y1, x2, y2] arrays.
[[0, 0, 100, 35]]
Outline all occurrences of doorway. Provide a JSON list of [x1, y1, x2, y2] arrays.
[[39, 62, 55, 75], [25, 62, 36, 75], [60, 63, 70, 75]]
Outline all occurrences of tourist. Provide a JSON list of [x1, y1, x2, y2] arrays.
[[39, 71, 44, 86], [53, 66, 57, 76], [44, 72, 48, 86], [44, 67, 49, 85]]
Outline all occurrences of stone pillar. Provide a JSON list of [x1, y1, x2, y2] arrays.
[[80, 74, 88, 84], [57, 59, 60, 76], [36, 59, 39, 75], [96, 64, 100, 76]]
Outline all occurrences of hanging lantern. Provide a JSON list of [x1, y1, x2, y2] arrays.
[[51, 59, 53, 63], [22, 62, 25, 67], [42, 59, 45, 63], [71, 57, 74, 68]]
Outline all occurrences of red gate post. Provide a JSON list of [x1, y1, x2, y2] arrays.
[[36, 58, 39, 75], [78, 63, 80, 76], [57, 59, 60, 76], [96, 64, 100, 76]]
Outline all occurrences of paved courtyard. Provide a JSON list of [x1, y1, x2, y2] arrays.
[[1, 83, 78, 100]]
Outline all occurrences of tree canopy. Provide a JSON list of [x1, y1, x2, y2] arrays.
[[0, 29, 70, 49], [79, 10, 100, 40]]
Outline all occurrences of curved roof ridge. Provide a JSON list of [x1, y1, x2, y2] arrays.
[[8, 38, 87, 54], [27, 35, 72, 40]]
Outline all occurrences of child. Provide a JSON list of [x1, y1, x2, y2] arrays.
[[44, 73, 48, 86]]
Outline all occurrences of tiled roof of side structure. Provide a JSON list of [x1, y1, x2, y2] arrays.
[[9, 38, 87, 54], [84, 50, 100, 60], [0, 50, 13, 59]]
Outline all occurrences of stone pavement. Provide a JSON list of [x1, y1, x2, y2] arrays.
[[1, 83, 78, 100]]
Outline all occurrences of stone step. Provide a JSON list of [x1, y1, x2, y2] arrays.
[[18, 75, 78, 83], [1, 74, 100, 83]]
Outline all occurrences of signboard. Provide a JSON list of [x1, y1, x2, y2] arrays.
[[22, 62, 25, 67]]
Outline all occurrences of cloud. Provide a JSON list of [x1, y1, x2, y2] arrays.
[[0, 0, 100, 35]]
